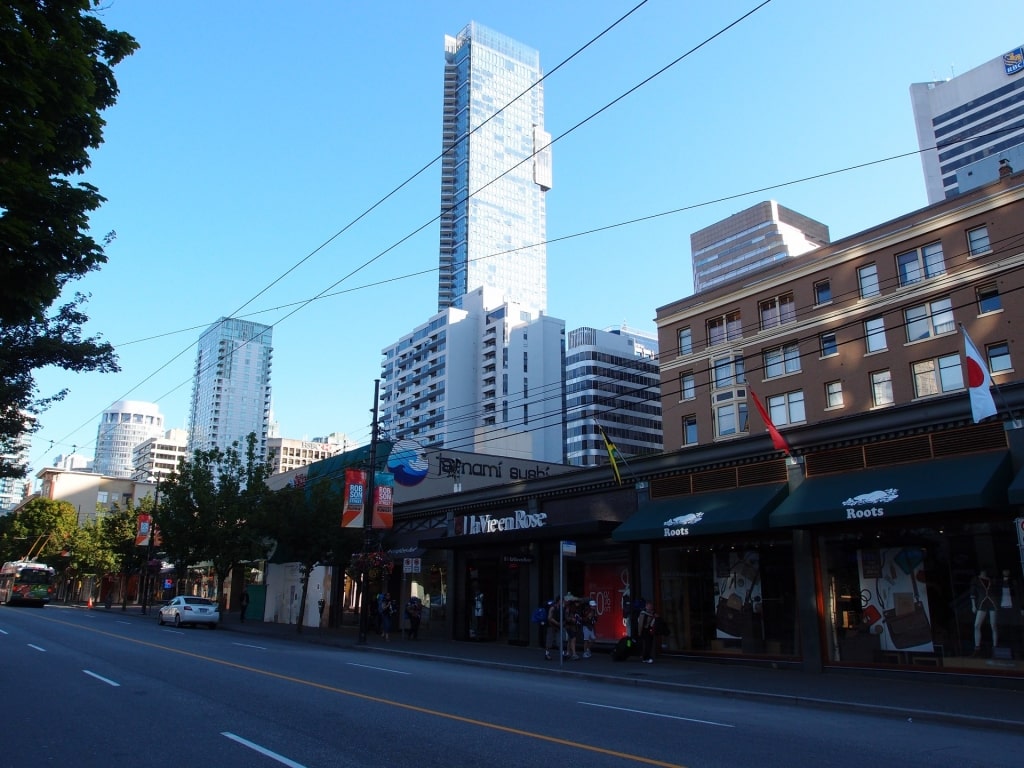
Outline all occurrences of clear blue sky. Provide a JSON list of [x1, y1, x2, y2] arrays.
[[27, 0, 1024, 474]]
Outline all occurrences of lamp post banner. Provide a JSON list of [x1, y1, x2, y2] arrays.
[[372, 472, 394, 529], [135, 514, 152, 547], [341, 469, 367, 528]]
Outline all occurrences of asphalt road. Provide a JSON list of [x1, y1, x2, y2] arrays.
[[2, 604, 1022, 768]]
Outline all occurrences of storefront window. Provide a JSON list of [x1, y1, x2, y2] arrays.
[[820, 519, 1024, 672], [656, 539, 797, 657]]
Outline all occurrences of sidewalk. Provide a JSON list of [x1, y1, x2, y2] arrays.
[[208, 611, 1024, 734]]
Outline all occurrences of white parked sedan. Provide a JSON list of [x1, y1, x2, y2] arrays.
[[158, 596, 220, 628]]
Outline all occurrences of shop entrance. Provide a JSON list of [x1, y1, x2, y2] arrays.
[[464, 553, 532, 643]]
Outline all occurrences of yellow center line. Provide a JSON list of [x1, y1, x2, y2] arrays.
[[39, 614, 687, 767]]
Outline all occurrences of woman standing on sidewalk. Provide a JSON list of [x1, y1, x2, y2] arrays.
[[637, 601, 656, 663]]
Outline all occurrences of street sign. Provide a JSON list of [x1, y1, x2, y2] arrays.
[[561, 540, 576, 556], [403, 557, 422, 574]]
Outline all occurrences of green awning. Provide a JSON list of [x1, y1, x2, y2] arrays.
[[613, 483, 788, 542], [770, 451, 1011, 529]]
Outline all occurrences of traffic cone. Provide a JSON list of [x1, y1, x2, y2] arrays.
[[87, 596, 93, 609]]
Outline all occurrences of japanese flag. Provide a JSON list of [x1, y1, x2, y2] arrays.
[[961, 325, 997, 423]]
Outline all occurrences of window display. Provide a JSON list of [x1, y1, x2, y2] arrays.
[[821, 519, 1024, 670], [657, 539, 797, 657]]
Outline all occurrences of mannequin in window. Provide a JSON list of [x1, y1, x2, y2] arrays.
[[970, 568, 998, 655]]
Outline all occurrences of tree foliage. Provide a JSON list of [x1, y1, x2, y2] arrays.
[[0, 496, 77, 563], [0, 2, 138, 478]]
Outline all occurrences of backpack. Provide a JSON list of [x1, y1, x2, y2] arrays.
[[531, 606, 548, 625]]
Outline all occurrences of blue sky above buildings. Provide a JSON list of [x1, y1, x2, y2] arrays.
[[27, 0, 1024, 472]]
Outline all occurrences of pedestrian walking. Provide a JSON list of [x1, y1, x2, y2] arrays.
[[637, 600, 657, 663], [544, 596, 562, 660], [582, 600, 597, 658], [405, 596, 423, 640], [239, 588, 250, 623], [380, 592, 397, 641]]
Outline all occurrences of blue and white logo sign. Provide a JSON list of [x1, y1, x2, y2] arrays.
[[1004, 47, 1024, 76], [387, 439, 429, 486]]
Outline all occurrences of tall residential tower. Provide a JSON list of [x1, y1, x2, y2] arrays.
[[187, 318, 273, 460], [438, 22, 552, 313], [93, 400, 164, 479]]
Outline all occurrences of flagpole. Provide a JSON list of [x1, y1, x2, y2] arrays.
[[595, 420, 637, 483]]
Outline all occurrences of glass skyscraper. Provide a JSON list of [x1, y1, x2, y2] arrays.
[[187, 317, 273, 461], [438, 22, 552, 314]]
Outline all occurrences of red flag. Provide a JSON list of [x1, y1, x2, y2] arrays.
[[961, 324, 997, 423], [749, 389, 792, 455]]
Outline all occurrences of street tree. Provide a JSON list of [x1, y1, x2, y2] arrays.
[[158, 434, 272, 605], [0, 2, 138, 478], [0, 497, 77, 563]]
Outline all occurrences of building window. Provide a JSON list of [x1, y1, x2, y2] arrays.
[[707, 310, 742, 346], [758, 293, 796, 330], [763, 342, 801, 378], [858, 264, 880, 299], [967, 226, 991, 256], [871, 369, 894, 407], [912, 354, 964, 398], [988, 341, 1012, 373], [896, 242, 945, 286], [712, 354, 746, 388], [825, 380, 843, 409], [715, 401, 748, 438], [767, 390, 805, 425], [679, 372, 696, 401], [977, 283, 1001, 315], [904, 297, 954, 342], [864, 317, 886, 353], [813, 279, 832, 306], [820, 332, 838, 357], [678, 327, 692, 356], [682, 415, 698, 446]]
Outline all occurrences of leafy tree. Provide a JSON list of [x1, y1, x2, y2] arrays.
[[0, 2, 138, 479], [258, 482, 361, 633], [158, 434, 272, 606], [0, 496, 77, 563]]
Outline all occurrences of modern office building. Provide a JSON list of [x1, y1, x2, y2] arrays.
[[131, 428, 189, 482], [910, 43, 1024, 204], [438, 22, 552, 314], [691, 201, 830, 295], [565, 325, 663, 468], [381, 286, 566, 463], [92, 400, 164, 479], [187, 318, 273, 461]]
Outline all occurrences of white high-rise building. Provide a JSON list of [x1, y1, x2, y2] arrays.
[[93, 400, 164, 479], [187, 318, 273, 461], [911, 44, 1024, 203], [691, 201, 829, 295], [438, 22, 552, 314], [565, 326, 663, 468], [131, 428, 189, 482], [381, 287, 565, 463]]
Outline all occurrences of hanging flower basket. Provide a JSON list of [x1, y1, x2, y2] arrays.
[[350, 550, 394, 576]]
